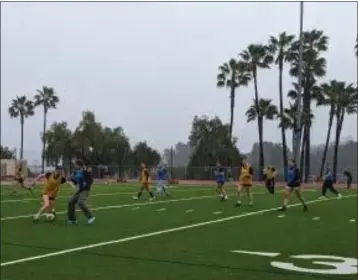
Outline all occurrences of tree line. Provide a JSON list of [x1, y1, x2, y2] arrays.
[[5, 30, 357, 182], [217, 30, 357, 181]]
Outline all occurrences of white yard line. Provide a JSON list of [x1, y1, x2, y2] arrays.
[[0, 188, 214, 204], [1, 194, 356, 267], [0, 195, 217, 221]]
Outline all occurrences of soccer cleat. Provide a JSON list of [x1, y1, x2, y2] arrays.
[[32, 215, 40, 223], [87, 217, 96, 224], [132, 196, 139, 200], [278, 206, 287, 212], [303, 204, 308, 212], [235, 201, 242, 207], [337, 193, 342, 199], [68, 220, 78, 225]]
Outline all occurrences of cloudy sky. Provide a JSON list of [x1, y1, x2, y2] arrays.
[[1, 2, 357, 162]]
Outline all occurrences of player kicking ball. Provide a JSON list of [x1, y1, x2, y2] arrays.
[[214, 161, 228, 201], [31, 166, 69, 223], [133, 162, 155, 201]]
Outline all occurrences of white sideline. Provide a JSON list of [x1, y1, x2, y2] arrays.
[[1, 194, 356, 267]]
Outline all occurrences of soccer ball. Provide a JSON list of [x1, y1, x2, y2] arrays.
[[45, 213, 55, 221]]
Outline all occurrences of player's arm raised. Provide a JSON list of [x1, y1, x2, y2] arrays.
[[30, 172, 51, 186]]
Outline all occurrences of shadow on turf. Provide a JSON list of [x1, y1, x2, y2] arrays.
[[2, 241, 353, 280]]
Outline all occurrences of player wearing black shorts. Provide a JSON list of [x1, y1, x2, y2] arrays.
[[343, 171, 353, 189], [278, 159, 307, 212]]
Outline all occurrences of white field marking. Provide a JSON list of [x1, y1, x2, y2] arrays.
[[1, 191, 268, 221], [131, 207, 140, 211], [277, 214, 286, 218], [312, 216, 320, 221], [213, 211, 223, 215], [185, 209, 194, 213], [349, 219, 356, 223], [156, 208, 166, 212], [2, 194, 356, 267], [231, 250, 280, 257], [0, 188, 317, 204], [0, 188, 216, 204], [1, 195, 216, 221]]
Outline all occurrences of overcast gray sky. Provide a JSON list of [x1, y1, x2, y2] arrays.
[[1, 2, 357, 162]]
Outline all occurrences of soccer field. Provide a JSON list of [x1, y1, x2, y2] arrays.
[[1, 184, 357, 280]]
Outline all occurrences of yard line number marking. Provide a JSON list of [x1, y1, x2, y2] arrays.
[[231, 250, 357, 275], [1, 194, 356, 267]]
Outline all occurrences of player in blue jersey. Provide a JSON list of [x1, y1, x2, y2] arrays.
[[278, 159, 308, 212], [67, 160, 95, 224], [318, 166, 341, 199], [154, 164, 170, 197], [214, 161, 228, 201]]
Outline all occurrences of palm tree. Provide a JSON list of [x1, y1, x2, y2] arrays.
[[217, 59, 251, 139], [332, 84, 357, 181], [34, 86, 60, 173], [315, 81, 342, 177], [246, 99, 278, 174], [288, 29, 328, 182], [268, 32, 295, 178], [8, 95, 35, 159], [239, 44, 274, 179]]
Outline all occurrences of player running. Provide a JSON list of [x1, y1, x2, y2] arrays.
[[264, 165, 276, 195], [67, 160, 95, 225], [343, 170, 352, 189], [11, 163, 33, 196], [318, 166, 342, 199], [154, 164, 170, 197], [31, 165, 68, 222], [133, 162, 155, 201], [236, 160, 253, 206], [278, 159, 308, 212], [214, 161, 228, 201]]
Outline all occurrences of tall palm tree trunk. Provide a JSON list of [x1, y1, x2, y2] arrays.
[[304, 126, 311, 183], [300, 126, 306, 181], [278, 64, 288, 179], [319, 110, 334, 177], [41, 108, 47, 173], [20, 117, 24, 160], [229, 87, 235, 140], [253, 69, 264, 180], [333, 112, 345, 182]]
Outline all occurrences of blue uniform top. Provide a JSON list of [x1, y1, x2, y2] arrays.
[[157, 168, 168, 181], [324, 167, 333, 182], [72, 169, 92, 191], [287, 166, 300, 186], [215, 167, 225, 182]]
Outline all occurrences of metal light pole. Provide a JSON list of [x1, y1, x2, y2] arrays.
[[293, 1, 304, 165]]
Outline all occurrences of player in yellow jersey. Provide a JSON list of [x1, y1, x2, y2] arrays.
[[30, 166, 69, 222], [236, 160, 254, 207], [264, 166, 276, 194], [132, 162, 155, 201], [11, 164, 33, 196]]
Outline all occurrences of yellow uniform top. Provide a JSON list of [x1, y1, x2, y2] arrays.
[[264, 167, 276, 180], [239, 163, 253, 185], [140, 168, 150, 184], [43, 172, 66, 197]]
